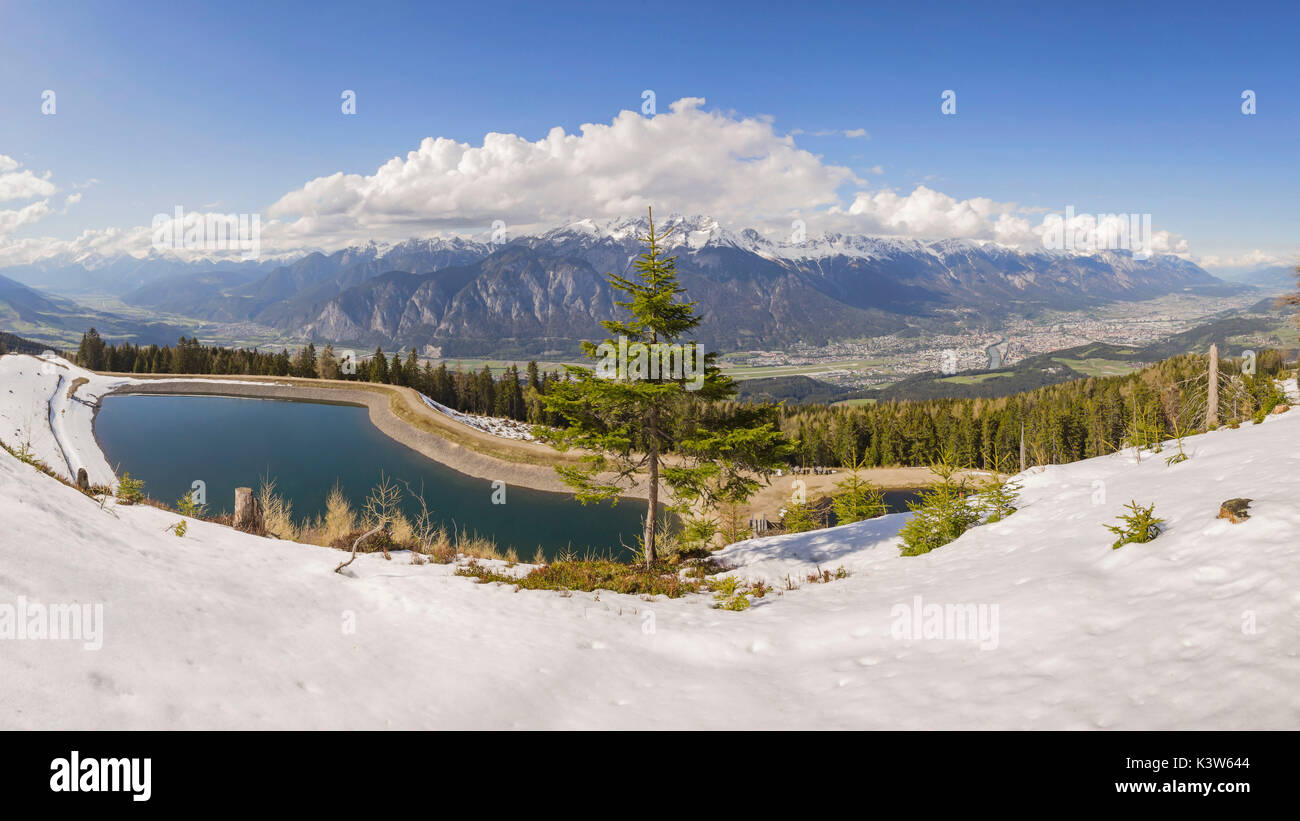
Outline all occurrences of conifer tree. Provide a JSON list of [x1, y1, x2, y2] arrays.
[[539, 208, 790, 564], [973, 477, 1021, 523], [404, 349, 419, 386], [318, 344, 339, 380], [293, 342, 318, 378], [76, 328, 108, 371], [780, 501, 821, 533], [831, 450, 888, 525], [1105, 500, 1163, 549], [897, 454, 980, 556], [369, 348, 388, 383]]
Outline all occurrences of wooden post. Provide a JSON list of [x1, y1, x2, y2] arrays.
[[1132, 396, 1141, 462], [1207, 343, 1219, 429], [234, 487, 262, 533]]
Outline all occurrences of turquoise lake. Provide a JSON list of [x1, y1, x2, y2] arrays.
[[95, 394, 648, 560]]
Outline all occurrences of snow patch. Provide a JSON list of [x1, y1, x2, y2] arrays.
[[417, 391, 535, 441]]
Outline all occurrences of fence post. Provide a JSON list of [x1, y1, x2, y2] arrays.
[[1207, 343, 1219, 429]]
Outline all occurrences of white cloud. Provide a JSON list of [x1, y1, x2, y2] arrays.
[[0, 100, 1202, 264], [0, 155, 59, 240], [1196, 249, 1287, 269], [832, 185, 1015, 239], [0, 169, 57, 202], [0, 224, 164, 267], [267, 97, 853, 246], [0, 200, 53, 237], [805, 128, 869, 139]]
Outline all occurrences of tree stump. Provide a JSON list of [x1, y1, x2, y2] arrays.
[[1217, 498, 1252, 524], [234, 487, 263, 533]]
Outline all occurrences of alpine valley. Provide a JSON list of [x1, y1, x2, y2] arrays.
[[2, 215, 1233, 356]]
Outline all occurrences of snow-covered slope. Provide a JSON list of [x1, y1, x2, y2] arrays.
[[0, 353, 134, 487], [0, 355, 535, 491], [1, 352, 1297, 729], [0, 354, 293, 489]]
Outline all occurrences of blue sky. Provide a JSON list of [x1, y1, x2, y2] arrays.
[[1, 0, 1297, 267]]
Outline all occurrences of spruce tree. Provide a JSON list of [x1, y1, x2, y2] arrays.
[[1105, 500, 1163, 549], [831, 451, 888, 525], [781, 501, 821, 533], [433, 363, 455, 405], [973, 477, 1021, 523], [897, 454, 980, 556], [293, 342, 318, 378], [77, 328, 108, 371], [369, 348, 388, 383], [404, 349, 419, 386], [539, 208, 790, 565]]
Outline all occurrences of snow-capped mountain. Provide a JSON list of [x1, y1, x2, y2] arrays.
[[2, 217, 1229, 355]]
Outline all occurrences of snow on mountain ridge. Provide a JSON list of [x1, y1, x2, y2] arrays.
[[6, 216, 1193, 278], [537, 215, 1183, 266]]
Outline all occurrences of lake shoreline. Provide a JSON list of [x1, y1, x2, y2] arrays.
[[96, 373, 965, 520], [99, 375, 623, 498], [94, 392, 648, 557]]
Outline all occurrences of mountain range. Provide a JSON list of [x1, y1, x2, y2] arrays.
[[2, 216, 1235, 355], [0, 272, 184, 348], [1213, 263, 1297, 293]]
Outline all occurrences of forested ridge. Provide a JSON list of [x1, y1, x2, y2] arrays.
[[778, 350, 1290, 471], [70, 328, 1294, 473]]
